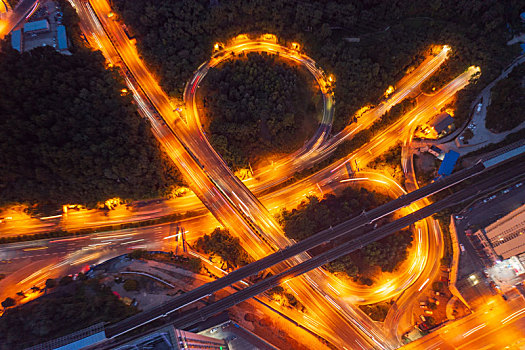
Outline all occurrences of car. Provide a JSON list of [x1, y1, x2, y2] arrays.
[[503, 189, 510, 194], [477, 103, 482, 113], [418, 322, 430, 331], [424, 310, 434, 315], [516, 182, 523, 188], [455, 215, 464, 220]]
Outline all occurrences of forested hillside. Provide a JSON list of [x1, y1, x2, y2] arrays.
[[202, 52, 319, 169], [279, 187, 413, 283], [0, 45, 182, 210], [485, 64, 525, 132], [113, 0, 523, 133]]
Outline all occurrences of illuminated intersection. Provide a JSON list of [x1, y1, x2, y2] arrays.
[[1, 0, 525, 349]]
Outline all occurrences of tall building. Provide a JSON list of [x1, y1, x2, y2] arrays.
[[474, 204, 525, 261], [114, 326, 229, 350]]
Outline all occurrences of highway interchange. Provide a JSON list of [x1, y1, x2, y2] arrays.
[[1, 0, 525, 349]]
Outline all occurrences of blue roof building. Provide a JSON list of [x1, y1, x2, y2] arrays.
[[438, 150, 460, 176], [11, 29, 22, 52], [57, 25, 68, 50], [520, 12, 525, 22], [24, 19, 49, 32]]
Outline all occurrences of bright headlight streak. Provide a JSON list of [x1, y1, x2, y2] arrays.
[[418, 278, 430, 292], [462, 323, 486, 338], [340, 178, 369, 183], [502, 308, 525, 324]]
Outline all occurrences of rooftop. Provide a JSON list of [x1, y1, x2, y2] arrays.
[[432, 113, 454, 134], [57, 25, 67, 50], [484, 204, 525, 260], [24, 19, 49, 32], [438, 150, 459, 176], [10, 29, 22, 52]]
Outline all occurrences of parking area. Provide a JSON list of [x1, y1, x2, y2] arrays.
[[455, 181, 525, 271], [18, 1, 67, 52], [450, 180, 525, 304]]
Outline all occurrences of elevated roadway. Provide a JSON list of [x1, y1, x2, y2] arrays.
[[104, 156, 525, 339]]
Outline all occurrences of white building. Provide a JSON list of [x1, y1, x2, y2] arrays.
[[474, 204, 525, 260]]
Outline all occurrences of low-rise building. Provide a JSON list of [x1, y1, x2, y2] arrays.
[[438, 150, 459, 176], [24, 19, 50, 33], [428, 145, 443, 158], [57, 24, 68, 50], [10, 29, 22, 52], [432, 113, 454, 136]]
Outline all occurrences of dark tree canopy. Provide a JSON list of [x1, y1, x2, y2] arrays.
[[279, 187, 390, 241], [279, 187, 413, 280], [113, 0, 522, 135], [195, 228, 252, 268], [0, 278, 137, 350], [203, 52, 319, 169], [485, 64, 525, 132], [0, 46, 182, 210]]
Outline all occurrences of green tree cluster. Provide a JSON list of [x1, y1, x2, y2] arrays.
[[203, 52, 318, 169], [331, 98, 417, 161], [366, 143, 404, 184], [123, 279, 139, 291], [279, 187, 413, 280], [195, 228, 252, 268], [0, 278, 137, 350], [358, 301, 391, 322], [485, 64, 525, 132], [112, 0, 521, 135], [0, 45, 182, 211], [267, 286, 306, 312], [279, 187, 390, 241], [367, 144, 402, 170], [326, 228, 412, 278], [1, 297, 15, 309]]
